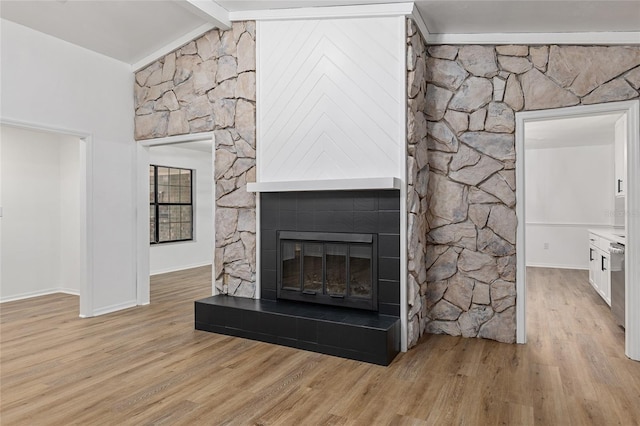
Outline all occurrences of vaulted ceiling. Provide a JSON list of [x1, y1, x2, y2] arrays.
[[1, 0, 639, 67]]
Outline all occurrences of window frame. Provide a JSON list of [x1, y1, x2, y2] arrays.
[[150, 164, 194, 245]]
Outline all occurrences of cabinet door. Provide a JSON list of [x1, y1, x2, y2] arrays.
[[589, 245, 598, 286], [614, 115, 627, 197]]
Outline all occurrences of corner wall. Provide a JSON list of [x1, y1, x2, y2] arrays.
[[134, 22, 257, 297], [422, 44, 640, 344]]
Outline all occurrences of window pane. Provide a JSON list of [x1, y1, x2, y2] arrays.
[[170, 168, 181, 185], [180, 185, 191, 203], [149, 166, 155, 202], [150, 205, 156, 243], [159, 223, 171, 242], [169, 186, 180, 203], [158, 185, 169, 202], [180, 169, 191, 186], [303, 243, 323, 293], [181, 205, 192, 222], [170, 205, 181, 221], [157, 167, 169, 185], [181, 222, 192, 240], [159, 205, 170, 223], [170, 223, 180, 240]]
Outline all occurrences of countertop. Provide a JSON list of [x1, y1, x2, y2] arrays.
[[588, 227, 626, 245]]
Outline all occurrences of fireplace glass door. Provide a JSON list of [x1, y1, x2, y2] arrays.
[[277, 231, 377, 310]]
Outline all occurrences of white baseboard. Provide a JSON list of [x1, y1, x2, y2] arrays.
[[150, 262, 212, 276], [0, 288, 79, 303], [525, 263, 588, 271], [91, 300, 138, 317]]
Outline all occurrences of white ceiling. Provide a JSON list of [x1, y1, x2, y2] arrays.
[[1, 1, 639, 66], [525, 113, 624, 150]]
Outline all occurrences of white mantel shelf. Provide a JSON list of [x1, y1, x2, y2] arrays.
[[246, 177, 402, 193]]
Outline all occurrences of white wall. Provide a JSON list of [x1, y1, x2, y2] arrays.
[[525, 144, 615, 269], [149, 145, 213, 275], [1, 126, 81, 301], [1, 19, 136, 315], [257, 17, 406, 183]]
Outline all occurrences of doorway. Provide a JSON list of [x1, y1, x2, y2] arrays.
[[136, 133, 216, 305], [0, 123, 90, 316], [516, 100, 640, 361]]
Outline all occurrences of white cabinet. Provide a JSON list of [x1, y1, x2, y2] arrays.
[[588, 233, 611, 306], [614, 115, 627, 198]]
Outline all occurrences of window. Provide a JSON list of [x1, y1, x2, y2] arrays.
[[150, 165, 193, 244]]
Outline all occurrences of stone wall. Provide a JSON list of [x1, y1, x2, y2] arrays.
[[134, 22, 258, 297], [423, 44, 640, 343], [406, 19, 430, 348]]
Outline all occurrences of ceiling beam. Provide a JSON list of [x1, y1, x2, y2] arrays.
[[180, 0, 231, 30], [228, 2, 415, 21], [427, 31, 640, 45]]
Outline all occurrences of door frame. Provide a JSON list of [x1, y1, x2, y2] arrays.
[[0, 118, 94, 317], [515, 100, 640, 361], [136, 132, 216, 305]]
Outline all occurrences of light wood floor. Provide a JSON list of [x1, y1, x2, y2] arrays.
[[1, 266, 639, 425]]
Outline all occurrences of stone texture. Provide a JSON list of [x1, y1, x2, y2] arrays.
[[428, 45, 458, 60], [503, 74, 524, 111], [458, 46, 499, 78], [469, 187, 501, 204], [216, 56, 238, 83], [444, 109, 468, 134], [487, 204, 517, 244], [521, 68, 579, 110], [493, 76, 506, 101], [484, 102, 515, 133], [529, 46, 549, 72], [444, 274, 474, 311], [428, 151, 452, 174], [459, 132, 515, 161], [162, 53, 176, 82], [449, 77, 493, 113], [547, 45, 640, 97], [429, 221, 477, 250], [236, 72, 256, 101], [479, 307, 516, 343], [457, 249, 498, 284], [237, 32, 256, 73], [427, 173, 468, 227], [625, 66, 640, 90], [167, 110, 189, 136], [450, 143, 480, 171], [468, 204, 491, 228], [449, 154, 503, 186], [458, 305, 493, 337], [496, 45, 528, 57], [472, 283, 490, 305], [581, 78, 638, 105], [491, 280, 516, 313], [430, 299, 463, 321], [425, 58, 468, 91], [135, 112, 169, 139], [478, 227, 515, 257], [427, 121, 458, 152], [425, 247, 459, 282], [497, 55, 533, 74], [426, 320, 461, 336], [426, 84, 454, 121], [235, 100, 256, 146], [479, 174, 516, 207], [468, 109, 486, 131]]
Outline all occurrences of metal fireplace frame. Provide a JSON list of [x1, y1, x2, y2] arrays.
[[276, 231, 378, 311]]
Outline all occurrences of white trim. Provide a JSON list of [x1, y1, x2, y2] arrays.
[[254, 20, 262, 301], [410, 4, 430, 41], [138, 132, 215, 147], [624, 100, 640, 361], [247, 177, 402, 193], [515, 100, 640, 362], [132, 23, 216, 72], [525, 263, 588, 271], [0, 117, 93, 318], [426, 31, 640, 46], [150, 262, 213, 276], [229, 2, 415, 21], [399, 16, 408, 353], [0, 289, 79, 303], [92, 300, 138, 317], [182, 0, 231, 30], [526, 222, 620, 228]]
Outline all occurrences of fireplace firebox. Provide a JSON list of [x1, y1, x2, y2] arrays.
[[277, 231, 377, 310]]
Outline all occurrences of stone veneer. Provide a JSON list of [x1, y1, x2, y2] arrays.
[[406, 19, 430, 348], [134, 22, 258, 297], [421, 43, 640, 344]]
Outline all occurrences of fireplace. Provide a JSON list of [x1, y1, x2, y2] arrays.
[[277, 231, 377, 310]]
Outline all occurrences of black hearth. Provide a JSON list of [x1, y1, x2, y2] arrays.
[[278, 231, 377, 310]]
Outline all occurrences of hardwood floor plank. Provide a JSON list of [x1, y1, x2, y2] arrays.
[[1, 266, 639, 425]]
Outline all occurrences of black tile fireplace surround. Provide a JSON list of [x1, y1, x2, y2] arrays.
[[196, 190, 401, 365]]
